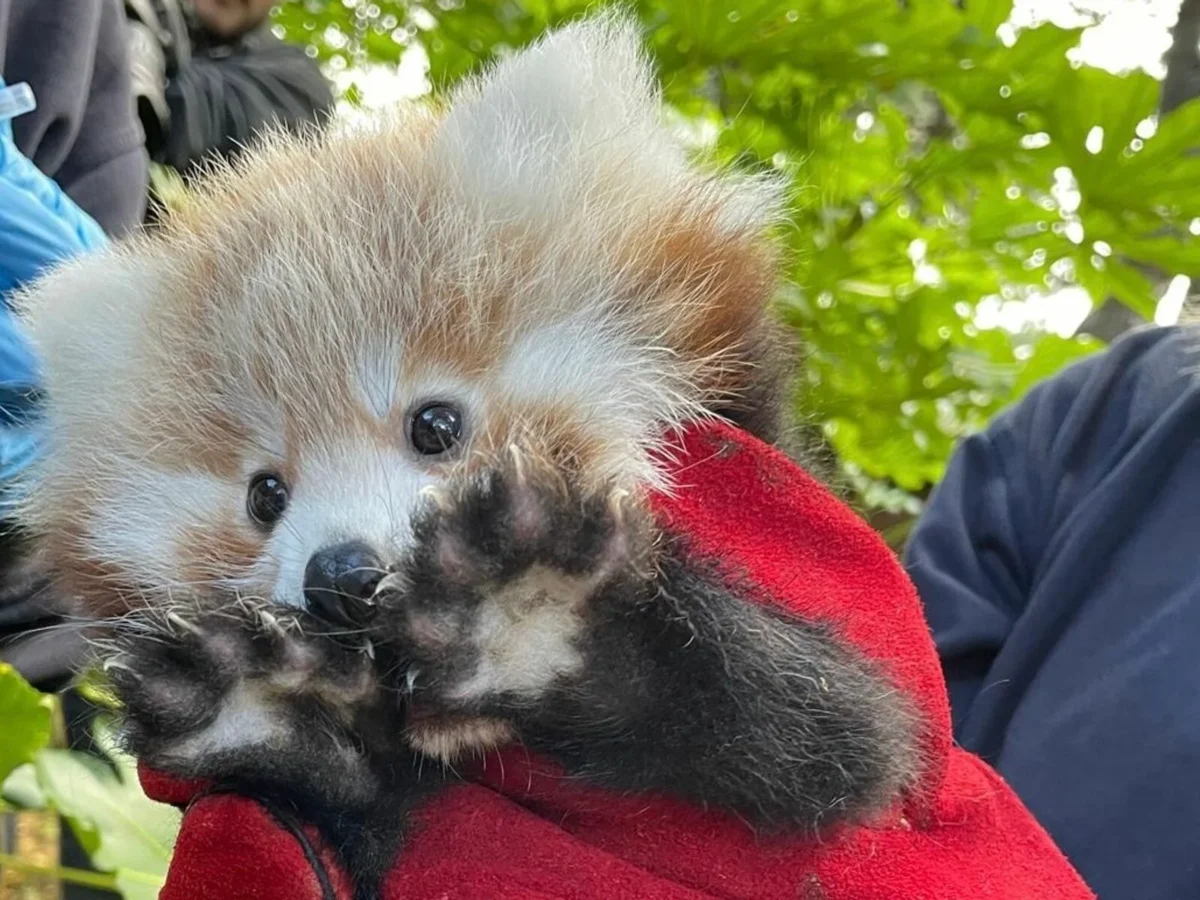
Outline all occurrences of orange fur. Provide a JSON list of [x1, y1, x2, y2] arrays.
[[12, 14, 789, 617]]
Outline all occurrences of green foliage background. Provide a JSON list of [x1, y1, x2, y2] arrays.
[[7, 1, 1200, 896], [2, 667, 178, 897]]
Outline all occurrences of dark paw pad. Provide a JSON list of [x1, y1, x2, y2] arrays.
[[96, 599, 379, 775], [375, 447, 652, 724]]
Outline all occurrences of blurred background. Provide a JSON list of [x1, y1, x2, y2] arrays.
[[3, 0, 1200, 896]]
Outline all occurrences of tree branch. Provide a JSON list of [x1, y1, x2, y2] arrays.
[[1076, 0, 1200, 341], [1162, 0, 1200, 116]]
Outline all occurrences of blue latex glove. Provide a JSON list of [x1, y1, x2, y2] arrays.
[[0, 82, 109, 292], [0, 78, 111, 507]]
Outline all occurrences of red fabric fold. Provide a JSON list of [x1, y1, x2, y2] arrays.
[[141, 421, 1094, 899]]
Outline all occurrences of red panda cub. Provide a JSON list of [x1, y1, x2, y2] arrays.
[[13, 13, 918, 898]]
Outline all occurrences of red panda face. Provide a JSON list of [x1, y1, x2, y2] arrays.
[[14, 15, 785, 620]]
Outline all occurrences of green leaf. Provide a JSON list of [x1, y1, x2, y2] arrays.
[[1136, 99, 1200, 168], [3, 762, 47, 809], [1010, 334, 1103, 403], [116, 867, 171, 900], [34, 724, 180, 892], [1077, 257, 1159, 320], [963, 0, 1013, 37], [0, 663, 53, 784]]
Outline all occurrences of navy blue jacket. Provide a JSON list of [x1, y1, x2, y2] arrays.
[[906, 324, 1200, 899]]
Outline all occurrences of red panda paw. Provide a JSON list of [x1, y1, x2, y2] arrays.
[[379, 447, 655, 720], [97, 597, 385, 787]]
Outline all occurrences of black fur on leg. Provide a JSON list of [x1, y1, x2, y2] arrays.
[[372, 448, 922, 836], [516, 544, 923, 833]]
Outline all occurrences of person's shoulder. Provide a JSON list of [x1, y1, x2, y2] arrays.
[[1032, 324, 1200, 424], [1091, 322, 1200, 378], [994, 324, 1195, 423], [1111, 322, 1200, 401], [987, 324, 1200, 487]]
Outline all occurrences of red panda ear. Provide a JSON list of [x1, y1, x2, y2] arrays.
[[622, 199, 794, 445], [431, 12, 688, 228]]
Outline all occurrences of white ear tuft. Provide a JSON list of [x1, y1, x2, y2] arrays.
[[12, 247, 160, 405], [433, 12, 686, 222]]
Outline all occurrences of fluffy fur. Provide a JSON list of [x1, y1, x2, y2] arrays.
[[13, 13, 919, 900]]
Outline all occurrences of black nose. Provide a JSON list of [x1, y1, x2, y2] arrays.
[[303, 541, 385, 625]]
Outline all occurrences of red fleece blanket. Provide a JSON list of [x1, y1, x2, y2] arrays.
[[140, 421, 1093, 899]]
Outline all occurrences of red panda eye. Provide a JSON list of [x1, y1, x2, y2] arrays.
[[410, 403, 463, 456], [247, 473, 289, 528]]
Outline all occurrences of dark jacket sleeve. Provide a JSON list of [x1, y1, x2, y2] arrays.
[[902, 339, 1120, 729], [159, 30, 333, 176], [903, 325, 1194, 732], [0, 0, 148, 236]]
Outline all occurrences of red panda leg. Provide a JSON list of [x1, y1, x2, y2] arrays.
[[375, 450, 921, 833], [100, 597, 429, 900]]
